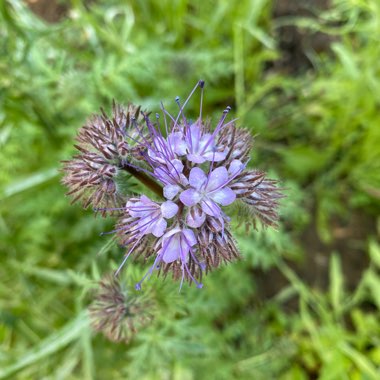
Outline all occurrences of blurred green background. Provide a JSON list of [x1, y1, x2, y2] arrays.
[[1, 0, 380, 379]]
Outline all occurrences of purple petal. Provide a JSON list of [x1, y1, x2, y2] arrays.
[[151, 218, 167, 237], [154, 167, 171, 184], [170, 159, 184, 175], [189, 167, 207, 189], [154, 160, 184, 186], [187, 153, 206, 164], [182, 228, 197, 247], [147, 148, 161, 163], [189, 123, 201, 151], [140, 195, 152, 204], [163, 226, 181, 238], [148, 137, 174, 163], [198, 133, 213, 151], [202, 150, 227, 162], [178, 173, 189, 186], [126, 200, 143, 218], [128, 207, 148, 218], [161, 201, 179, 219], [169, 132, 187, 156], [162, 235, 181, 263], [206, 166, 229, 191], [209, 187, 236, 206], [201, 198, 221, 217], [229, 159, 245, 176], [127, 197, 157, 218], [180, 189, 202, 206], [186, 206, 206, 228], [163, 184, 180, 200]]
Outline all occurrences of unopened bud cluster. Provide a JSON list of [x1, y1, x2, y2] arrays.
[[89, 275, 153, 343]]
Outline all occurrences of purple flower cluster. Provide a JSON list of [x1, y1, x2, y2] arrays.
[[63, 81, 283, 289]]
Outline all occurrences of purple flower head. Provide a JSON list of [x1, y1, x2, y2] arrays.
[[182, 122, 227, 164], [168, 131, 187, 156], [147, 135, 176, 164], [158, 226, 203, 289], [134, 226, 203, 290], [62, 80, 284, 290], [179, 166, 236, 227], [159, 226, 197, 263], [127, 195, 178, 238], [153, 159, 188, 200]]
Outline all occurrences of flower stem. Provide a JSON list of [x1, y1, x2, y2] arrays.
[[122, 163, 163, 198]]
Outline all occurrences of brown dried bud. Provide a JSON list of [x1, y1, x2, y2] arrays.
[[88, 275, 153, 343], [217, 124, 253, 165], [62, 102, 146, 210], [198, 225, 241, 273], [232, 170, 284, 228]]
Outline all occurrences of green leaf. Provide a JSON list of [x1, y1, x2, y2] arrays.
[[329, 253, 344, 316], [364, 271, 380, 309], [369, 240, 380, 269], [2, 168, 58, 198], [0, 312, 89, 379], [339, 343, 380, 380]]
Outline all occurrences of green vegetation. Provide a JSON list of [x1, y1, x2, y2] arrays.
[[1, 0, 379, 378]]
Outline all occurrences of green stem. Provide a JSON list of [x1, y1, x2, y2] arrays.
[[122, 163, 163, 198]]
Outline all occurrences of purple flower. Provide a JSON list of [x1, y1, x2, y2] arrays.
[[62, 80, 284, 290], [126, 195, 178, 238], [153, 159, 188, 200], [168, 132, 188, 156], [157, 227, 203, 288], [147, 135, 176, 164], [183, 123, 227, 164], [228, 159, 246, 177], [179, 166, 236, 227], [134, 226, 203, 290], [159, 227, 197, 263]]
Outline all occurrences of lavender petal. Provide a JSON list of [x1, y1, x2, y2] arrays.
[[228, 159, 245, 176], [187, 153, 206, 164], [209, 187, 236, 206], [161, 201, 179, 219], [162, 235, 181, 263], [206, 166, 229, 191], [189, 167, 207, 188], [169, 132, 187, 156], [182, 228, 197, 246], [201, 198, 221, 217], [186, 206, 206, 228], [189, 123, 201, 150], [163, 184, 180, 200], [202, 150, 227, 162], [180, 188, 202, 206], [151, 218, 167, 237]]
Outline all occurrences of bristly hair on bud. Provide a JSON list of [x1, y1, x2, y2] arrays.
[[61, 102, 157, 215], [62, 81, 284, 290], [88, 274, 153, 343]]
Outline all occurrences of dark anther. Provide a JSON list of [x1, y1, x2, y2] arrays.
[[199, 80, 205, 88]]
